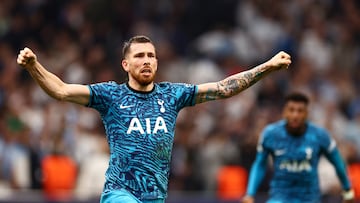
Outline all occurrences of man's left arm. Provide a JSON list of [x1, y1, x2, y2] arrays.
[[326, 148, 355, 203], [195, 51, 291, 104]]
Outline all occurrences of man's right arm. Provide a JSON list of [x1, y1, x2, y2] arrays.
[[17, 47, 90, 105], [242, 151, 268, 203]]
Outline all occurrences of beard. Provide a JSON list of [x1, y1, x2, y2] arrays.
[[130, 71, 156, 86]]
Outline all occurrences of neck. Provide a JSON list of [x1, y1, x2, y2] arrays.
[[286, 123, 307, 137], [127, 81, 154, 92]]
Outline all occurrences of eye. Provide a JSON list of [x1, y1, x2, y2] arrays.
[[134, 53, 145, 58]]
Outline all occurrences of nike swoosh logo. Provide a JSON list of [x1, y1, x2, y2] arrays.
[[120, 104, 135, 109]]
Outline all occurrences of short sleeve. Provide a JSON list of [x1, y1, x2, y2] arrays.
[[161, 82, 197, 111], [87, 81, 118, 115], [257, 125, 272, 153], [176, 83, 197, 107]]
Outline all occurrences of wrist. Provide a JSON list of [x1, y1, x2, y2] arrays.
[[342, 189, 354, 200], [262, 62, 281, 73]]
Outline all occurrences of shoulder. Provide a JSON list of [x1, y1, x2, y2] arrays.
[[157, 81, 194, 87], [263, 120, 286, 136], [88, 81, 126, 101], [89, 81, 124, 91], [306, 122, 333, 146], [259, 120, 286, 146], [307, 122, 336, 151], [90, 81, 121, 87], [306, 122, 330, 137], [156, 81, 173, 89], [156, 82, 195, 92]]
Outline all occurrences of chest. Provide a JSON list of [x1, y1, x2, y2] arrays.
[[268, 135, 320, 161], [108, 94, 178, 136]]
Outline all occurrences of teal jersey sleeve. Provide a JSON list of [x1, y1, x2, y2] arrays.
[[87, 81, 119, 115], [324, 145, 352, 191], [246, 146, 269, 196], [316, 126, 352, 190]]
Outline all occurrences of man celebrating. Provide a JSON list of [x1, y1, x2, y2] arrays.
[[17, 35, 291, 203]]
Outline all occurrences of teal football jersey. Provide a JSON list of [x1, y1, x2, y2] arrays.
[[87, 81, 197, 200], [247, 120, 351, 203]]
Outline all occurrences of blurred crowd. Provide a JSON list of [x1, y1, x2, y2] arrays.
[[0, 0, 360, 201]]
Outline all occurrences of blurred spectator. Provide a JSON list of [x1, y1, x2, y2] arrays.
[[41, 135, 77, 202], [75, 135, 109, 201], [216, 165, 248, 201], [0, 110, 30, 190]]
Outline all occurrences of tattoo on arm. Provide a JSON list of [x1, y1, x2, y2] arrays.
[[196, 65, 268, 103]]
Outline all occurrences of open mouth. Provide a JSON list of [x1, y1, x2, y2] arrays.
[[141, 69, 152, 73], [140, 68, 152, 77], [140, 66, 152, 74]]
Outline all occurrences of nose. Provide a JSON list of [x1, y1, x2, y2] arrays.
[[143, 57, 151, 66]]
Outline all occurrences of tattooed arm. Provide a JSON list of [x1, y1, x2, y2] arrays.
[[195, 51, 291, 104]]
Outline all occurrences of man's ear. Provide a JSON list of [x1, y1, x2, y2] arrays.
[[122, 59, 129, 72]]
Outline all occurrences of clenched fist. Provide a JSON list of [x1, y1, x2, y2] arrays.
[[266, 51, 291, 71], [17, 47, 37, 69]]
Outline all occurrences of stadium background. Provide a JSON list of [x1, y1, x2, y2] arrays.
[[0, 0, 360, 202]]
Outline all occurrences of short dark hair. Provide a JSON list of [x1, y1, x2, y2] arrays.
[[284, 92, 309, 105], [122, 35, 153, 58]]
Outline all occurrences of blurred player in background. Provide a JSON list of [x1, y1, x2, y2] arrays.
[[242, 92, 354, 203], [17, 35, 291, 203]]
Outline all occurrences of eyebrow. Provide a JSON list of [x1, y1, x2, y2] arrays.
[[133, 52, 155, 57]]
